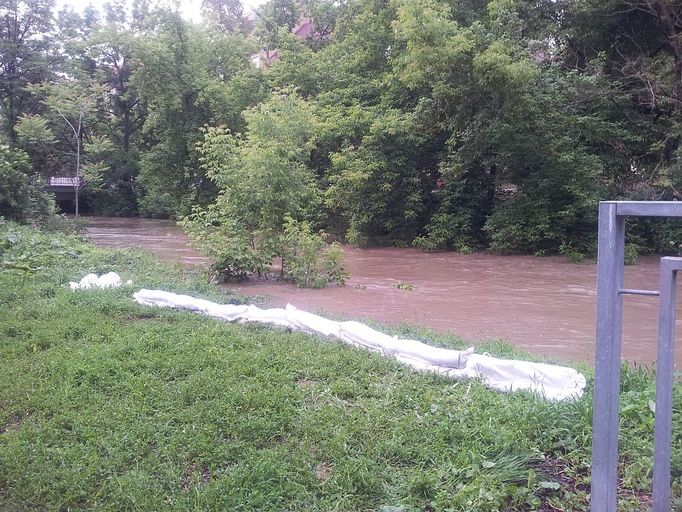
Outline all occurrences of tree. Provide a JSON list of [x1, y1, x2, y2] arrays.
[[4, 0, 681, 259], [133, 12, 263, 217], [290, 0, 430, 245], [253, 0, 299, 50], [0, 0, 55, 140], [16, 80, 108, 217], [201, 0, 251, 34], [132, 13, 213, 217], [182, 92, 345, 286], [561, 0, 682, 192], [84, 24, 146, 214], [376, 0, 620, 254], [0, 143, 54, 224], [324, 108, 434, 246], [297, 0, 341, 49], [47, 82, 107, 217]]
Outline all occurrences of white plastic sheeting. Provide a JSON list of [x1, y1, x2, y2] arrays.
[[70, 272, 130, 290], [134, 289, 587, 401]]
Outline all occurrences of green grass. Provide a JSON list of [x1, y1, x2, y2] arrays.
[[0, 221, 680, 511]]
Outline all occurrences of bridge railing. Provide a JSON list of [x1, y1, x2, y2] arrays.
[[48, 177, 83, 187]]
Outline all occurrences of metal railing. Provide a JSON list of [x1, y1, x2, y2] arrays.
[[48, 177, 82, 187], [592, 201, 682, 512]]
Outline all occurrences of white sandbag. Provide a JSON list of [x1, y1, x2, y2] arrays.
[[337, 321, 400, 352], [464, 354, 587, 401], [394, 347, 476, 374], [243, 305, 291, 328], [285, 304, 340, 337], [204, 303, 251, 322], [132, 288, 586, 401], [133, 289, 250, 321], [70, 272, 128, 290]]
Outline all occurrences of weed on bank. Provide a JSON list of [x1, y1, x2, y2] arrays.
[[0, 221, 680, 511]]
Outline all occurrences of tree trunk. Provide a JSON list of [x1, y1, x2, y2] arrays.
[[75, 114, 82, 218], [123, 106, 131, 150], [7, 93, 16, 143], [641, 0, 682, 166]]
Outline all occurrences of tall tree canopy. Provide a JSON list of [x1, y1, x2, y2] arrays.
[[4, 0, 682, 258], [0, 0, 55, 139]]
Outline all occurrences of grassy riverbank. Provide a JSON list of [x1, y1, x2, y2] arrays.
[[0, 222, 679, 511]]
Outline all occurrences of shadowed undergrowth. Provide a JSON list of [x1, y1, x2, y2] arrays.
[[0, 221, 680, 511]]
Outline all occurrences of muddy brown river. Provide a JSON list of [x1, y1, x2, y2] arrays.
[[85, 216, 682, 365]]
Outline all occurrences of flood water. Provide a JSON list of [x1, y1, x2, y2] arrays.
[[85, 216, 682, 364]]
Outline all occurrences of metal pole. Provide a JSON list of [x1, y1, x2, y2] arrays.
[[652, 257, 679, 512], [592, 202, 625, 512]]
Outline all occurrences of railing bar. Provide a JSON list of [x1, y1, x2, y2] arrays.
[[48, 177, 83, 186], [652, 260, 678, 511], [618, 288, 660, 297], [592, 202, 624, 512]]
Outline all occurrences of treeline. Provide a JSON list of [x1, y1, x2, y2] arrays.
[[2, 0, 682, 259]]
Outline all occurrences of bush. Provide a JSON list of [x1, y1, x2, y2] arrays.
[[180, 206, 270, 282], [182, 93, 348, 288], [0, 144, 55, 226], [281, 216, 348, 288]]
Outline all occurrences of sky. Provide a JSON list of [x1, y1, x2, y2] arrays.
[[56, 0, 268, 23]]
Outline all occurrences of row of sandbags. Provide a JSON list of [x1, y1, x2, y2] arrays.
[[133, 288, 586, 401]]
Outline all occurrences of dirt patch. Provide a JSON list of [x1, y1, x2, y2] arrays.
[[535, 456, 653, 511], [536, 456, 588, 492], [617, 486, 653, 510], [124, 313, 166, 323], [131, 313, 157, 320], [255, 434, 285, 450], [180, 462, 211, 492], [1, 412, 31, 435], [297, 378, 317, 389], [314, 462, 333, 482]]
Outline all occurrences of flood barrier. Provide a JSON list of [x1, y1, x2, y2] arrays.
[[133, 288, 586, 401]]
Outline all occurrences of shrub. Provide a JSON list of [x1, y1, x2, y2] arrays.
[[182, 92, 348, 288], [281, 216, 348, 288], [0, 144, 55, 226]]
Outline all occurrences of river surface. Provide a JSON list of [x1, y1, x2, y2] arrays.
[[85, 216, 682, 364]]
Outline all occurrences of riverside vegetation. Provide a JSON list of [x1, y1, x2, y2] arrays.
[[1, 221, 681, 511], [5, 0, 682, 271]]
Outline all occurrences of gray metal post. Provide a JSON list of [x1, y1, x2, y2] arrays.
[[591, 201, 682, 511], [653, 257, 681, 512], [592, 202, 625, 512]]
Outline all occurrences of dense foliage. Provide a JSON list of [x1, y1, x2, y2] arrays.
[[0, 144, 55, 224], [1, 222, 680, 510], [3, 0, 682, 258], [181, 94, 347, 285]]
